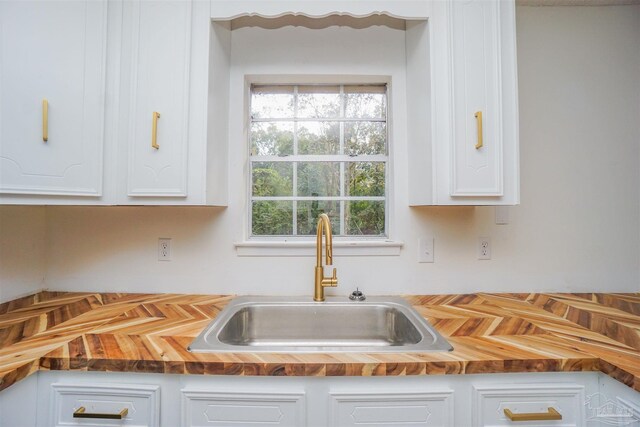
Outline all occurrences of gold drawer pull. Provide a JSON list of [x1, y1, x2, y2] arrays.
[[152, 111, 160, 149], [42, 99, 49, 142], [73, 406, 128, 420], [504, 407, 562, 422], [474, 111, 483, 149]]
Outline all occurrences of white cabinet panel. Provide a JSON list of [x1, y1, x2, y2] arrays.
[[472, 384, 585, 427], [181, 390, 306, 427], [329, 391, 454, 427], [450, 0, 502, 197], [124, 0, 191, 197], [0, 0, 107, 196], [596, 373, 640, 427], [613, 398, 640, 427], [50, 383, 160, 427]]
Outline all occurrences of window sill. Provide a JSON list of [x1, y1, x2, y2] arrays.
[[234, 240, 403, 257]]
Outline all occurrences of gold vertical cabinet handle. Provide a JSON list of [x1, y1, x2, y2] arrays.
[[504, 407, 562, 422], [151, 111, 160, 149], [474, 111, 483, 149], [73, 406, 128, 420], [42, 99, 48, 142]]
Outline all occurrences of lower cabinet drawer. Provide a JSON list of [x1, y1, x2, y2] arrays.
[[181, 389, 306, 427], [50, 383, 160, 427], [329, 390, 454, 426], [473, 384, 585, 426]]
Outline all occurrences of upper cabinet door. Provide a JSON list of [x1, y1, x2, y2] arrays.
[[124, 0, 192, 197], [0, 0, 107, 196], [408, 0, 518, 206], [450, 0, 502, 197]]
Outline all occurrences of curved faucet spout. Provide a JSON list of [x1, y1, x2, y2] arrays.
[[316, 213, 332, 267], [314, 213, 338, 302]]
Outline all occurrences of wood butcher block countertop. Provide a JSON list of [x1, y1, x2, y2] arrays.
[[1, 291, 639, 393]]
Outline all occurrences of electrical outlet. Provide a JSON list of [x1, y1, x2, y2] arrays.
[[478, 237, 491, 260], [418, 237, 434, 263], [158, 238, 171, 261]]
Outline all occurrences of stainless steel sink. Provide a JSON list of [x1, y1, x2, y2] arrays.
[[188, 296, 453, 353]]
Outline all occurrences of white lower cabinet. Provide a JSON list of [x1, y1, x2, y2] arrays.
[[597, 375, 640, 427], [49, 383, 160, 427], [33, 371, 177, 427], [473, 384, 586, 426], [329, 391, 454, 426], [2, 371, 638, 427], [179, 375, 456, 427], [181, 390, 306, 426]]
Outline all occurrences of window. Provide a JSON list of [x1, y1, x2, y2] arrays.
[[249, 84, 388, 238]]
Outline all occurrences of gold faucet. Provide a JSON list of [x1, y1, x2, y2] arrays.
[[314, 213, 338, 301]]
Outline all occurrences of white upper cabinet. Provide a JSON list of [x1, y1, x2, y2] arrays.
[[409, 0, 519, 205], [118, 0, 228, 205], [1, 0, 516, 206], [0, 0, 107, 197], [0, 0, 227, 205], [450, 0, 503, 197], [121, 0, 191, 198]]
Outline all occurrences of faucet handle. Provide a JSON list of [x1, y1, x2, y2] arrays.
[[321, 268, 338, 288]]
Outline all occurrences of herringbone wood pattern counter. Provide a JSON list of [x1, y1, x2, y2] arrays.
[[1, 292, 638, 392]]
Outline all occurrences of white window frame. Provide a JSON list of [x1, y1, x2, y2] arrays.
[[236, 75, 403, 257]]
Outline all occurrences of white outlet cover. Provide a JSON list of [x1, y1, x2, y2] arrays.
[[158, 238, 172, 261], [478, 237, 491, 260]]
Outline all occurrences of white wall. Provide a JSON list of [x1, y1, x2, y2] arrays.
[[11, 5, 640, 298], [513, 5, 640, 293], [0, 206, 46, 302]]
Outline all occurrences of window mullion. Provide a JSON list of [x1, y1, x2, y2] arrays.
[[251, 154, 387, 162], [292, 86, 299, 235], [339, 84, 346, 237], [253, 196, 385, 201], [293, 162, 298, 236], [249, 160, 253, 238], [251, 118, 386, 123]]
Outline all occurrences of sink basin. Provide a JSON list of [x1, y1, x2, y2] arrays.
[[188, 296, 453, 353]]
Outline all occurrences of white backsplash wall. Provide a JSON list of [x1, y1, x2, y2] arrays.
[[0, 206, 47, 303], [7, 5, 640, 297]]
